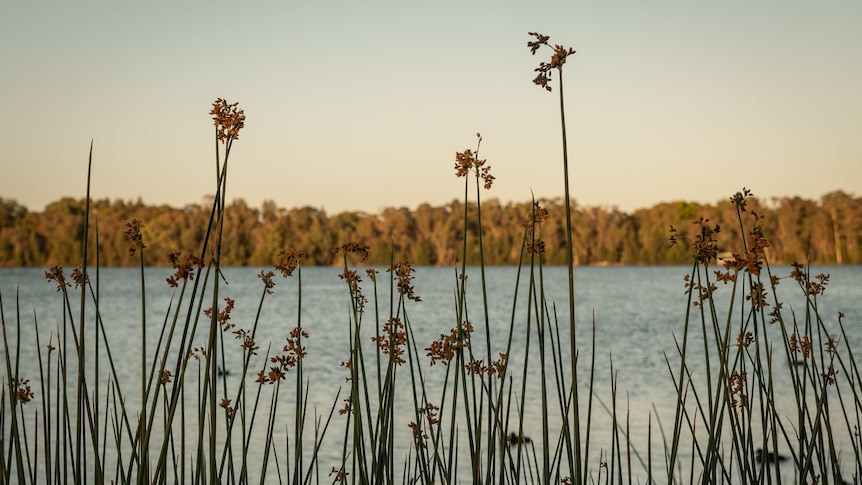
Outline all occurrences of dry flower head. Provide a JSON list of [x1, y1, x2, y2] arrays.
[[389, 261, 421, 302], [454, 133, 495, 189], [527, 32, 576, 91], [12, 378, 35, 405], [219, 397, 233, 417], [167, 250, 205, 288], [45, 265, 69, 292], [71, 267, 88, 289], [274, 248, 306, 277], [123, 218, 146, 257], [203, 297, 236, 332], [333, 242, 370, 262], [210, 98, 246, 144], [426, 322, 474, 366], [258, 270, 276, 294], [372, 317, 407, 365]]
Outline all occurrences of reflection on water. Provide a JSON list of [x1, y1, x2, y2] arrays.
[[2, 265, 860, 482]]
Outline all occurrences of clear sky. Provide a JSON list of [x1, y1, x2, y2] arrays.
[[2, 1, 860, 215]]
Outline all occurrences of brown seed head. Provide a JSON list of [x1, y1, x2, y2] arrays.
[[339, 268, 367, 311], [124, 218, 146, 257], [527, 32, 576, 92], [329, 466, 349, 481], [821, 365, 839, 385], [454, 149, 474, 178], [388, 261, 421, 302], [210, 98, 246, 144], [258, 270, 276, 294], [71, 267, 88, 289], [372, 317, 407, 365], [166, 250, 205, 288], [12, 378, 34, 405], [274, 247, 306, 277], [730, 188, 753, 212], [334, 242, 370, 263], [454, 137, 494, 189], [219, 397, 233, 417], [45, 265, 69, 292]]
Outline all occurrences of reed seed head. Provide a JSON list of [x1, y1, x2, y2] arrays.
[[284, 327, 309, 360], [329, 466, 348, 481], [821, 365, 838, 385], [189, 346, 207, 360], [219, 398, 233, 417], [203, 297, 236, 332], [825, 336, 840, 355], [408, 421, 428, 441], [388, 261, 421, 302], [745, 281, 770, 311], [526, 239, 546, 255], [71, 267, 88, 289], [210, 98, 246, 144], [334, 241, 370, 262], [338, 398, 351, 415], [454, 139, 495, 189], [45, 265, 69, 292], [729, 370, 748, 410], [789, 333, 812, 359], [258, 270, 276, 294], [527, 32, 576, 92], [669, 218, 720, 266], [768, 303, 783, 324], [339, 268, 367, 312], [166, 250, 204, 287], [524, 201, 550, 228], [274, 248, 306, 277], [372, 317, 407, 365], [730, 188, 753, 212], [233, 328, 259, 355], [12, 378, 34, 405], [426, 322, 473, 366], [365, 268, 379, 282], [790, 261, 807, 284], [809, 273, 830, 297], [123, 218, 146, 257], [454, 149, 474, 178]]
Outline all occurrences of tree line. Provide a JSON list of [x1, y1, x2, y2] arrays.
[[0, 191, 860, 267]]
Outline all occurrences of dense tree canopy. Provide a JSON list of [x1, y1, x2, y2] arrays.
[[0, 192, 859, 267]]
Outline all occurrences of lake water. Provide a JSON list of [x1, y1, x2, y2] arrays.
[[2, 264, 860, 482]]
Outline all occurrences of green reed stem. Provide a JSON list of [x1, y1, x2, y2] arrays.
[[554, 65, 583, 485], [74, 140, 92, 485], [0, 290, 26, 485]]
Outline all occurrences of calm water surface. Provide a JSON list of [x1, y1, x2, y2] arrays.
[[2, 265, 860, 482]]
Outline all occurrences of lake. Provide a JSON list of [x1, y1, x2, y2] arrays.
[[2, 264, 860, 482]]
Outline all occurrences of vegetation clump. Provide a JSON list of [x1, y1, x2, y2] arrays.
[[0, 34, 859, 485]]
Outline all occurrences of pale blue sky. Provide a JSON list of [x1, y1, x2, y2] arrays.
[[2, 1, 860, 214]]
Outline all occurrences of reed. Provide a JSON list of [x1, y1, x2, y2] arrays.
[[1, 33, 860, 485]]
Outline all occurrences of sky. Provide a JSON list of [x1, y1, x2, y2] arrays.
[[2, 1, 861, 216]]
